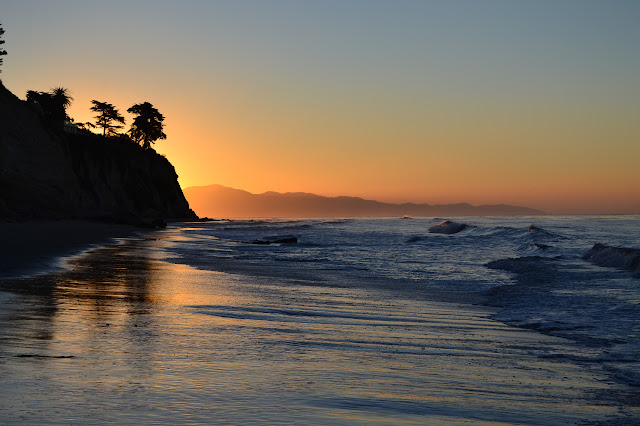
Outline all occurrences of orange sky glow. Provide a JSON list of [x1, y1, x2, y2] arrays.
[[2, 1, 639, 214]]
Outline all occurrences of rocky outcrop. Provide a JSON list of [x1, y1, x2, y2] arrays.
[[0, 81, 196, 224], [582, 244, 640, 278], [428, 220, 467, 234]]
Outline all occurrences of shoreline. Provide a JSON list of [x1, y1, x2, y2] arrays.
[[1, 227, 636, 423], [0, 219, 150, 280], [1, 218, 638, 422]]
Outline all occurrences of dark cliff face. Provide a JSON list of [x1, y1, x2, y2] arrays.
[[0, 81, 197, 223]]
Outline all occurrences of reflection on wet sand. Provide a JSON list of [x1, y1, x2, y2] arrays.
[[0, 237, 163, 373], [2, 239, 151, 332], [1, 230, 637, 424]]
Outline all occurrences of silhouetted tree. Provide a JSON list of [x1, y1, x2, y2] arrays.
[[25, 87, 74, 128], [0, 22, 7, 73], [127, 102, 166, 149], [26, 90, 53, 110], [90, 100, 125, 136], [76, 122, 96, 132], [50, 87, 74, 122]]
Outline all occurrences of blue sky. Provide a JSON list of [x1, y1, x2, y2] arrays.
[[2, 0, 639, 213]]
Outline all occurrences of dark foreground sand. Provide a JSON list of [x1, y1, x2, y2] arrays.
[[0, 220, 144, 278]]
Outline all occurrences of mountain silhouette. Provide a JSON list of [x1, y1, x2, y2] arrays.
[[184, 184, 544, 218]]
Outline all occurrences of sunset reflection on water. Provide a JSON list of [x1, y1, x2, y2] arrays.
[[0, 229, 634, 424], [0, 231, 262, 422]]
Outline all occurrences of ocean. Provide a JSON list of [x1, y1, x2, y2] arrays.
[[1, 216, 639, 424]]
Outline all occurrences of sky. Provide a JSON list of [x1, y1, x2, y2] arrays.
[[2, 0, 639, 214]]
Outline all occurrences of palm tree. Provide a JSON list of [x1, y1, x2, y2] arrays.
[[50, 87, 74, 122], [127, 102, 167, 149], [25, 87, 74, 128], [90, 100, 125, 136]]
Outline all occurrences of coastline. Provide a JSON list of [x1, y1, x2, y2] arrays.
[[1, 223, 636, 423], [1, 218, 638, 423], [0, 219, 148, 279]]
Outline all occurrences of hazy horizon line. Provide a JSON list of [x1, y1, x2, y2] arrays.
[[183, 183, 640, 216]]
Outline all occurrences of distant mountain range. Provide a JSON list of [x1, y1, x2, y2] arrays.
[[183, 184, 544, 218]]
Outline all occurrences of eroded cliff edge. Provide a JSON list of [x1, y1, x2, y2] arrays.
[[0, 82, 197, 224]]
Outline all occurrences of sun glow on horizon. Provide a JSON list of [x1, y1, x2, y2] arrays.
[[2, 1, 639, 215]]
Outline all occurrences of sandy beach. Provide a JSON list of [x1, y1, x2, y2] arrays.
[[0, 220, 144, 278], [1, 218, 638, 423]]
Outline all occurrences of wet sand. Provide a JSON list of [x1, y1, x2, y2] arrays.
[[0, 220, 144, 278], [1, 229, 638, 423]]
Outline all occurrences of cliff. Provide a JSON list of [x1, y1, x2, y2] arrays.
[[0, 81, 197, 224], [184, 184, 545, 218]]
